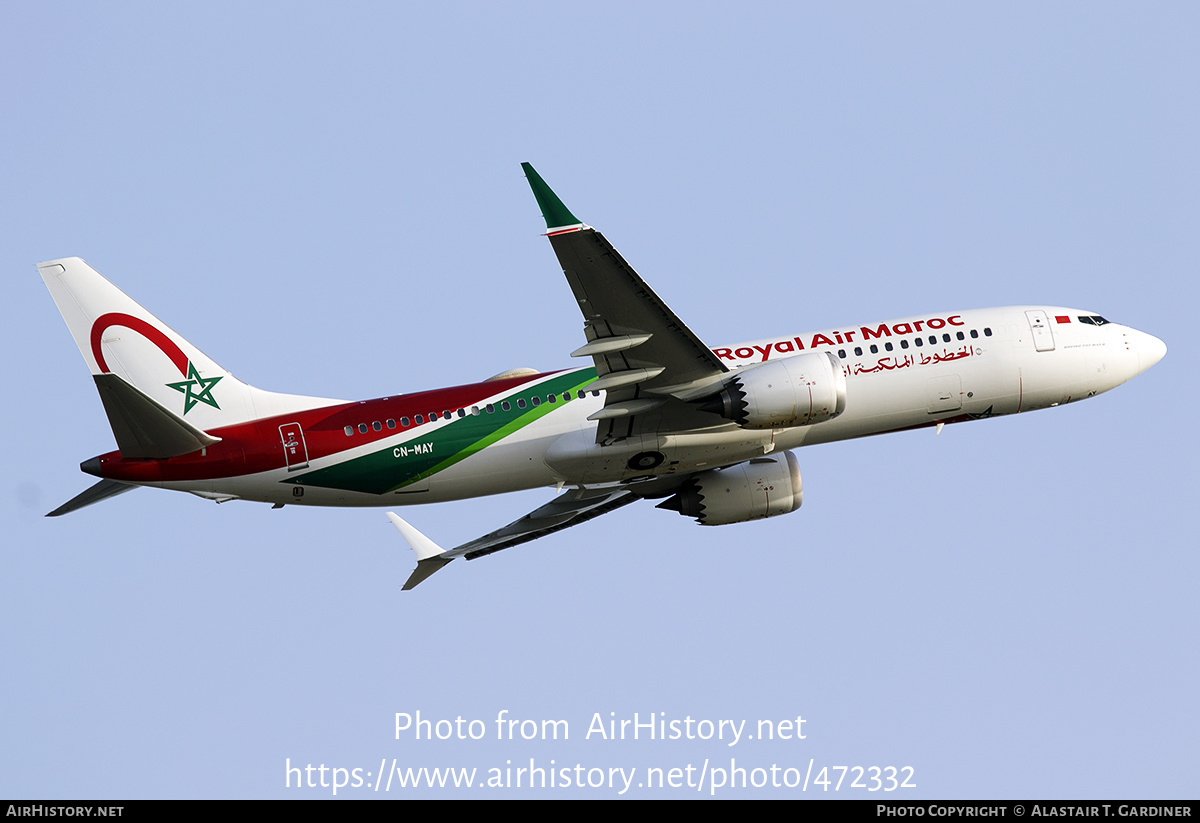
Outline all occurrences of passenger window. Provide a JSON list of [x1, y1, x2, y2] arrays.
[[414, 414, 424, 424], [854, 346, 862, 356], [838, 349, 846, 359], [486, 403, 495, 413], [531, 396, 540, 406], [517, 399, 527, 409], [471, 406, 480, 415], [442, 411, 452, 420], [372, 421, 382, 431], [970, 329, 979, 339], [869, 344, 878, 354], [900, 339, 909, 349], [984, 328, 993, 337], [456, 409, 465, 418], [401, 417, 410, 427], [956, 332, 965, 340], [358, 424, 368, 434], [344, 426, 353, 436], [915, 337, 924, 347], [885, 342, 893, 352], [386, 419, 396, 429], [501, 401, 511, 411]]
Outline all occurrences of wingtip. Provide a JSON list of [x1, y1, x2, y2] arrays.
[[401, 557, 453, 591], [387, 512, 445, 561], [387, 512, 454, 590], [521, 162, 584, 232]]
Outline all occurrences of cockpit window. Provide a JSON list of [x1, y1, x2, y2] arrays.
[[1078, 315, 1111, 326]]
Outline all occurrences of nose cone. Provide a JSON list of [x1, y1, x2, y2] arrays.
[[1135, 330, 1167, 375]]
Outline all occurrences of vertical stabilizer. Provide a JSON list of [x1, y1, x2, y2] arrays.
[[39, 258, 340, 432]]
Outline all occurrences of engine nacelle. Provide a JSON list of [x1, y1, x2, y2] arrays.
[[656, 451, 803, 526], [698, 351, 847, 429]]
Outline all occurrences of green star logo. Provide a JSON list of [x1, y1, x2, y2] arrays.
[[166, 361, 223, 415]]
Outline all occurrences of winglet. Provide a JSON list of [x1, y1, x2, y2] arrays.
[[521, 163, 587, 234], [387, 512, 453, 590]]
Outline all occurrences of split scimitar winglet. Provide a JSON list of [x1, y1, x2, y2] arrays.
[[388, 513, 453, 590]]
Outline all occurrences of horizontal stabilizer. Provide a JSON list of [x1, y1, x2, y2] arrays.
[[46, 478, 137, 517], [93, 373, 222, 459]]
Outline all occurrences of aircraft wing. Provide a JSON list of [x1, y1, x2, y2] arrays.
[[395, 166, 736, 590], [391, 486, 643, 590], [522, 163, 731, 444]]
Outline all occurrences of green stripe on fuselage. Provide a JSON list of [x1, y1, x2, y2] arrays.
[[283, 370, 597, 495]]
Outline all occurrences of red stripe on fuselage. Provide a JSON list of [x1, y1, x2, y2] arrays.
[[88, 370, 557, 483]]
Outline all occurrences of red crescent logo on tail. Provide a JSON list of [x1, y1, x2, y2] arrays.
[[89, 313, 222, 414], [90, 312, 190, 375]]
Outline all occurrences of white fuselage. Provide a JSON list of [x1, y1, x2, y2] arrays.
[[145, 305, 1163, 508]]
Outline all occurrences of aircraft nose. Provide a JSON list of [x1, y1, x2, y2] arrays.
[[1128, 331, 1166, 379], [1135, 330, 1167, 374]]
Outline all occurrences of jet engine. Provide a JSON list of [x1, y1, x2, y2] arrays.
[[656, 451, 803, 525], [697, 351, 847, 429]]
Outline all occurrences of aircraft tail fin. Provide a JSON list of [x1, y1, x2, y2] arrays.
[[39, 258, 340, 434]]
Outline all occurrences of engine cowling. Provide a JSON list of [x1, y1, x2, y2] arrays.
[[656, 451, 803, 526], [699, 351, 846, 429]]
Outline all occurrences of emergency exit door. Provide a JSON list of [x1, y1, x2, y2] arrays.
[[279, 422, 310, 471], [1026, 310, 1056, 352]]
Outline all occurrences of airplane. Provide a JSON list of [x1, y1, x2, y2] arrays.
[[40, 163, 1167, 589]]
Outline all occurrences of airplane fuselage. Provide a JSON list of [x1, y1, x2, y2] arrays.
[[41, 165, 1168, 586], [81, 305, 1162, 508]]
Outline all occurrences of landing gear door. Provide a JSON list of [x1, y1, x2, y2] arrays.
[[279, 422, 310, 471], [1026, 310, 1055, 352]]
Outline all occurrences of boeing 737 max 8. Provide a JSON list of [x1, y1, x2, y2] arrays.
[[40, 164, 1167, 589]]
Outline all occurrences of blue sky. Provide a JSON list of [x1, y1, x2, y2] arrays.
[[2, 2, 1195, 798]]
